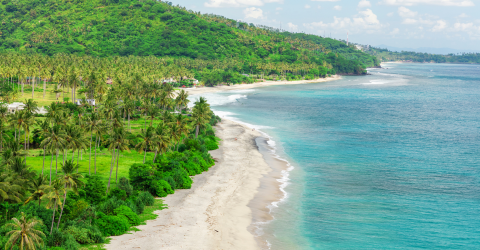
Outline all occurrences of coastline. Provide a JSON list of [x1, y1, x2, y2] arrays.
[[184, 75, 342, 95], [106, 119, 279, 249]]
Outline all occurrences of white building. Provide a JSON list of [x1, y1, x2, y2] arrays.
[[6, 102, 25, 114], [75, 99, 96, 106]]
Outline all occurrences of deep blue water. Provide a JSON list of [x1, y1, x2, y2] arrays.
[[192, 63, 480, 249]]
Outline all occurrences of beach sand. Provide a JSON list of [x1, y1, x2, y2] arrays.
[[106, 119, 276, 250], [184, 75, 341, 95]]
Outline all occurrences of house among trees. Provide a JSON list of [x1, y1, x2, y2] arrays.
[[6, 102, 25, 114], [75, 99, 96, 106]]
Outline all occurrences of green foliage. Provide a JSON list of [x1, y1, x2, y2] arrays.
[[97, 196, 125, 216], [367, 47, 480, 64], [67, 199, 89, 220], [117, 177, 133, 197], [95, 212, 129, 237], [82, 175, 107, 205], [154, 180, 174, 197], [137, 191, 155, 206], [114, 205, 140, 227], [109, 187, 127, 201], [129, 163, 155, 191], [64, 225, 94, 244]]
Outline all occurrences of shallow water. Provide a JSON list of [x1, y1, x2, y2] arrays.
[[191, 63, 480, 249]]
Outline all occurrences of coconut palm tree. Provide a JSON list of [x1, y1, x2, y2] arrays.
[[4, 212, 45, 250], [44, 178, 64, 234], [135, 127, 156, 164], [25, 174, 49, 206], [40, 125, 67, 184], [191, 98, 212, 138], [107, 127, 129, 190], [0, 172, 24, 204], [56, 160, 84, 229], [84, 112, 102, 174], [153, 121, 170, 163]]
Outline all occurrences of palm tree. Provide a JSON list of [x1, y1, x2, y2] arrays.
[[176, 89, 190, 113], [52, 85, 62, 100], [191, 98, 212, 138], [135, 127, 156, 164], [0, 118, 7, 152], [84, 113, 102, 174], [107, 127, 129, 191], [40, 125, 67, 184], [0, 172, 24, 204], [44, 179, 64, 234], [56, 160, 84, 229], [25, 174, 49, 206], [4, 212, 45, 250], [153, 121, 170, 163], [38, 119, 50, 173]]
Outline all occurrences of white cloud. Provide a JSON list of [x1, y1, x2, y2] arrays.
[[305, 4, 311, 8], [380, 0, 474, 6], [387, 12, 394, 16], [276, 7, 283, 10], [318, 5, 322, 8], [358, 0, 371, 8], [390, 28, 400, 34], [287, 22, 299, 31], [431, 20, 447, 31], [334, 5, 342, 10], [303, 8, 386, 34], [454, 22, 474, 31], [204, 0, 282, 7], [459, 13, 468, 18], [402, 18, 417, 24], [243, 7, 265, 19], [311, 0, 340, 1], [398, 6, 417, 18]]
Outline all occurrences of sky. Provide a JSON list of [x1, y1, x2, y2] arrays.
[[171, 0, 480, 51]]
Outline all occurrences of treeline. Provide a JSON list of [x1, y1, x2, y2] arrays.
[[366, 47, 480, 64], [0, 0, 376, 75]]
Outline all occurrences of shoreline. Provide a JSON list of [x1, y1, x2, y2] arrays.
[[106, 119, 280, 249], [184, 75, 342, 95]]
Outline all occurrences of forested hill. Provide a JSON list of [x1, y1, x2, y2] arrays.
[[365, 47, 480, 64], [0, 0, 378, 75]]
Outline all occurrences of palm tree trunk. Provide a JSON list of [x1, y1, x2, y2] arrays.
[[50, 201, 57, 234], [195, 125, 199, 138], [42, 146, 46, 174], [43, 79, 46, 98], [153, 149, 158, 164], [115, 149, 120, 183], [57, 186, 67, 229], [49, 152, 53, 185], [77, 150, 80, 172], [107, 148, 117, 193], [89, 131, 92, 174], [56, 149, 59, 174], [128, 114, 131, 132], [143, 148, 146, 163], [94, 136, 98, 174]]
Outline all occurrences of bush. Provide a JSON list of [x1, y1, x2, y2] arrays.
[[126, 200, 139, 215], [138, 191, 155, 206], [109, 187, 127, 200], [129, 163, 156, 191], [67, 199, 89, 220], [172, 167, 192, 189], [154, 180, 174, 197], [135, 198, 145, 214], [97, 196, 126, 215], [65, 226, 93, 244], [95, 212, 130, 236], [114, 205, 140, 226], [83, 175, 107, 205], [204, 137, 219, 150], [183, 161, 202, 176], [117, 177, 133, 197]]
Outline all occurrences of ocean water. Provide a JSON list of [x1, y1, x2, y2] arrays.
[[191, 63, 480, 249]]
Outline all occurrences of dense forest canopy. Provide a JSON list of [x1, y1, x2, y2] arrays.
[[0, 0, 379, 75], [366, 47, 480, 64]]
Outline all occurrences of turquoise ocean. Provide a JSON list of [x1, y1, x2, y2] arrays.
[[191, 63, 480, 249]]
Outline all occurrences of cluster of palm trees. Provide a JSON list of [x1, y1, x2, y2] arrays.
[[0, 78, 215, 249]]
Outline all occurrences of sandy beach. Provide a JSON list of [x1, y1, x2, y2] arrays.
[[106, 119, 277, 250], [184, 75, 342, 95]]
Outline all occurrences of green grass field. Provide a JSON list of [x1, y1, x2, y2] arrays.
[[26, 147, 156, 187]]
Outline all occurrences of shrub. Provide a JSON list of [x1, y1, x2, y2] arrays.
[[126, 200, 139, 215], [129, 163, 156, 191], [117, 177, 133, 197], [65, 226, 93, 244], [135, 198, 145, 214], [163, 176, 176, 190], [138, 191, 155, 206], [109, 187, 127, 200], [97, 196, 126, 215], [204, 137, 219, 150], [67, 199, 89, 220], [114, 205, 140, 226], [83, 174, 107, 205], [172, 167, 192, 189], [95, 212, 130, 236], [154, 180, 174, 197], [183, 161, 202, 176]]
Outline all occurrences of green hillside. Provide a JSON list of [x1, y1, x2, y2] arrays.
[[0, 0, 378, 75], [365, 47, 480, 64]]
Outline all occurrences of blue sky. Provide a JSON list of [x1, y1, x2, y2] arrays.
[[171, 0, 480, 51]]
